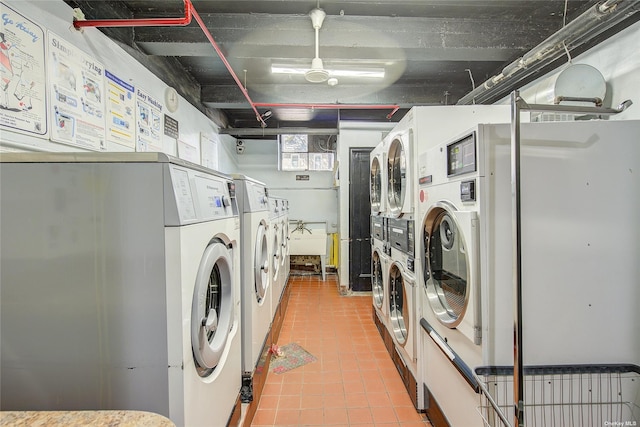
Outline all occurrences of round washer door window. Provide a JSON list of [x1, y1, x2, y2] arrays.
[[370, 156, 382, 211], [191, 239, 234, 377], [254, 222, 269, 303], [389, 262, 408, 345], [271, 223, 281, 283], [387, 137, 406, 216], [372, 250, 384, 309], [423, 205, 469, 328]]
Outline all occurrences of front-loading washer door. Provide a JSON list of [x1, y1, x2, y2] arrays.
[[191, 239, 234, 377], [370, 156, 383, 212], [372, 249, 384, 309], [389, 262, 408, 345], [387, 137, 406, 217], [423, 202, 475, 329], [271, 222, 281, 283], [254, 222, 269, 303]]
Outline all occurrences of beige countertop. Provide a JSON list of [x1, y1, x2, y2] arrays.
[[0, 411, 176, 426]]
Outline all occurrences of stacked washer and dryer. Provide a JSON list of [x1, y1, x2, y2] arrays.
[[370, 140, 391, 342], [416, 111, 640, 426], [0, 153, 242, 427]]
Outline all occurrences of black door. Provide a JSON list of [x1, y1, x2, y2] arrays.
[[349, 148, 372, 291]]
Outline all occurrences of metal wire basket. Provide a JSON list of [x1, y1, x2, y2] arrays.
[[475, 364, 640, 427]]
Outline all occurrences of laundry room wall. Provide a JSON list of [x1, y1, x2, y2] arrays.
[[235, 137, 338, 231], [0, 0, 239, 175], [336, 121, 395, 290], [499, 20, 640, 120]]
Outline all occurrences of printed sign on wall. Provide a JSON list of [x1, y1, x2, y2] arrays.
[[48, 31, 106, 150], [0, 2, 47, 137], [135, 87, 163, 152], [105, 70, 135, 149]]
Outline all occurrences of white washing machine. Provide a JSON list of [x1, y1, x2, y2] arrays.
[[386, 114, 414, 219], [232, 175, 272, 379], [268, 196, 282, 311], [281, 199, 291, 283], [418, 120, 640, 426], [0, 153, 242, 427]]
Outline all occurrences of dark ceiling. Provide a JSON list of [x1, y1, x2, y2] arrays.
[[63, 0, 639, 134]]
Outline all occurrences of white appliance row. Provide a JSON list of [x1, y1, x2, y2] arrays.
[[370, 107, 640, 426], [0, 155, 292, 427]]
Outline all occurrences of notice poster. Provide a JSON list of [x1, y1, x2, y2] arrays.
[[136, 87, 162, 152], [0, 3, 47, 136], [200, 132, 219, 171], [48, 31, 106, 150], [177, 138, 198, 164], [105, 70, 135, 148]]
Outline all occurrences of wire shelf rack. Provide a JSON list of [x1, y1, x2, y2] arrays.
[[475, 364, 640, 427]]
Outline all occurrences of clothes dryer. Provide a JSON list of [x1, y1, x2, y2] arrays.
[[281, 199, 291, 282], [371, 215, 390, 326], [387, 217, 422, 409], [418, 120, 640, 425], [0, 153, 242, 427], [232, 175, 272, 381], [386, 114, 414, 219], [370, 140, 387, 216]]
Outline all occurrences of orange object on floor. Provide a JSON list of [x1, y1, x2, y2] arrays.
[[251, 274, 432, 426]]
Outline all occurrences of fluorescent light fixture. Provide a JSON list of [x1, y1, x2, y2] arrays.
[[271, 64, 385, 79]]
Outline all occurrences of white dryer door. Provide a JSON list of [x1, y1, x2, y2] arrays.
[[423, 202, 479, 342], [387, 137, 406, 217], [372, 249, 384, 309], [191, 239, 234, 377], [370, 156, 383, 212], [389, 262, 409, 346]]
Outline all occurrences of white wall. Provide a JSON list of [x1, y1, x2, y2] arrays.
[[336, 121, 395, 289], [501, 20, 640, 121], [0, 0, 238, 174]]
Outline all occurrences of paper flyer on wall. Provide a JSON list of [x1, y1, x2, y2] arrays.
[[48, 31, 106, 150], [177, 138, 199, 164], [135, 87, 163, 152], [200, 132, 219, 171], [105, 70, 135, 149], [0, 2, 47, 137]]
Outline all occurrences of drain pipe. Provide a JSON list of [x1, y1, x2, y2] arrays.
[[72, 0, 267, 127], [457, 0, 640, 105]]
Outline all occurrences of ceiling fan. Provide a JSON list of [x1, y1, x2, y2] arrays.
[[270, 8, 385, 84]]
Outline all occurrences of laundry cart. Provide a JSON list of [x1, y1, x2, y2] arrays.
[[289, 221, 327, 280], [475, 364, 640, 427]]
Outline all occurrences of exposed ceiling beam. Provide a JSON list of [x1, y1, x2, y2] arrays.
[[219, 127, 339, 136]]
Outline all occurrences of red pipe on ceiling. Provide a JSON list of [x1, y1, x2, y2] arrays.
[[73, 0, 193, 28], [72, 0, 401, 125]]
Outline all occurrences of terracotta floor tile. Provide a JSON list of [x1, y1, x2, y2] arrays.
[[251, 409, 276, 426], [324, 407, 349, 424], [388, 391, 415, 407], [344, 392, 368, 408], [370, 406, 398, 424], [302, 382, 324, 395], [278, 394, 301, 410], [342, 380, 366, 394], [366, 392, 391, 407], [273, 408, 300, 425], [257, 394, 279, 409], [347, 407, 374, 424], [394, 405, 424, 423], [280, 381, 304, 395], [299, 408, 324, 425], [322, 392, 347, 408], [301, 394, 324, 410], [261, 382, 282, 396]]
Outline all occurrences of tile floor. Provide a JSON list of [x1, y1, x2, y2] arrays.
[[251, 274, 432, 427]]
